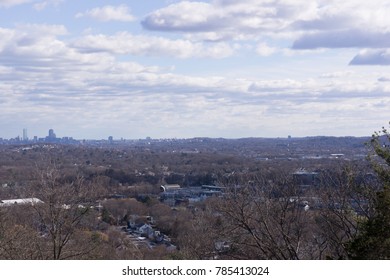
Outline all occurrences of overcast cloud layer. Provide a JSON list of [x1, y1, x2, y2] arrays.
[[0, 0, 389, 139]]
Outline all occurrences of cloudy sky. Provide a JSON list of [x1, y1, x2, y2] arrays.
[[1, 0, 389, 139]]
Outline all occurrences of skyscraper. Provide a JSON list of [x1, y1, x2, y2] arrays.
[[23, 128, 28, 141], [48, 129, 56, 140]]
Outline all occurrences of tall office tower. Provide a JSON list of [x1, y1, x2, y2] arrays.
[[48, 129, 56, 139], [23, 128, 28, 141]]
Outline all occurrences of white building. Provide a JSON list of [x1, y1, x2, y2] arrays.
[[0, 198, 43, 207]]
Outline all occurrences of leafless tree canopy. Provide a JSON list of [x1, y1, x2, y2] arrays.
[[0, 131, 388, 259]]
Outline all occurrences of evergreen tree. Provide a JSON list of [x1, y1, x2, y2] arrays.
[[347, 123, 390, 259]]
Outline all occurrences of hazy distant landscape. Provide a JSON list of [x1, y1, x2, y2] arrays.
[[1, 1, 390, 261]]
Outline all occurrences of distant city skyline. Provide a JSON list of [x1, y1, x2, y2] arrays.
[[1, 127, 377, 140], [0, 127, 374, 141], [0, 128, 77, 141], [1, 1, 389, 139]]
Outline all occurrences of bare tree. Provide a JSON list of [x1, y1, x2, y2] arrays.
[[212, 172, 312, 260], [27, 164, 101, 259], [93, 228, 142, 260], [0, 205, 44, 259], [312, 163, 380, 259], [175, 204, 221, 259]]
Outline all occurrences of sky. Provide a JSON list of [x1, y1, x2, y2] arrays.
[[0, 0, 390, 140]]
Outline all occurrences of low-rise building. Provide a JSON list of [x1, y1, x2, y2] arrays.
[[0, 197, 43, 207]]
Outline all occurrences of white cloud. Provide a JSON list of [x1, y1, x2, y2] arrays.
[[0, 24, 68, 56], [33, 0, 63, 11], [140, 0, 390, 65], [17, 23, 68, 35], [142, 1, 221, 32], [0, 0, 32, 7], [71, 32, 235, 59], [33, 1, 46, 10], [142, 0, 317, 38], [256, 42, 276, 56], [0, 0, 62, 9], [319, 71, 354, 79], [76, 5, 136, 22], [1, 14, 389, 139]]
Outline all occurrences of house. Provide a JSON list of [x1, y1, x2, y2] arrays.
[[138, 224, 154, 239]]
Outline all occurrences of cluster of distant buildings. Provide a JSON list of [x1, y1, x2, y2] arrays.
[[0, 128, 146, 146], [121, 216, 176, 251], [159, 184, 226, 206], [158, 170, 322, 207], [0, 129, 78, 145]]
